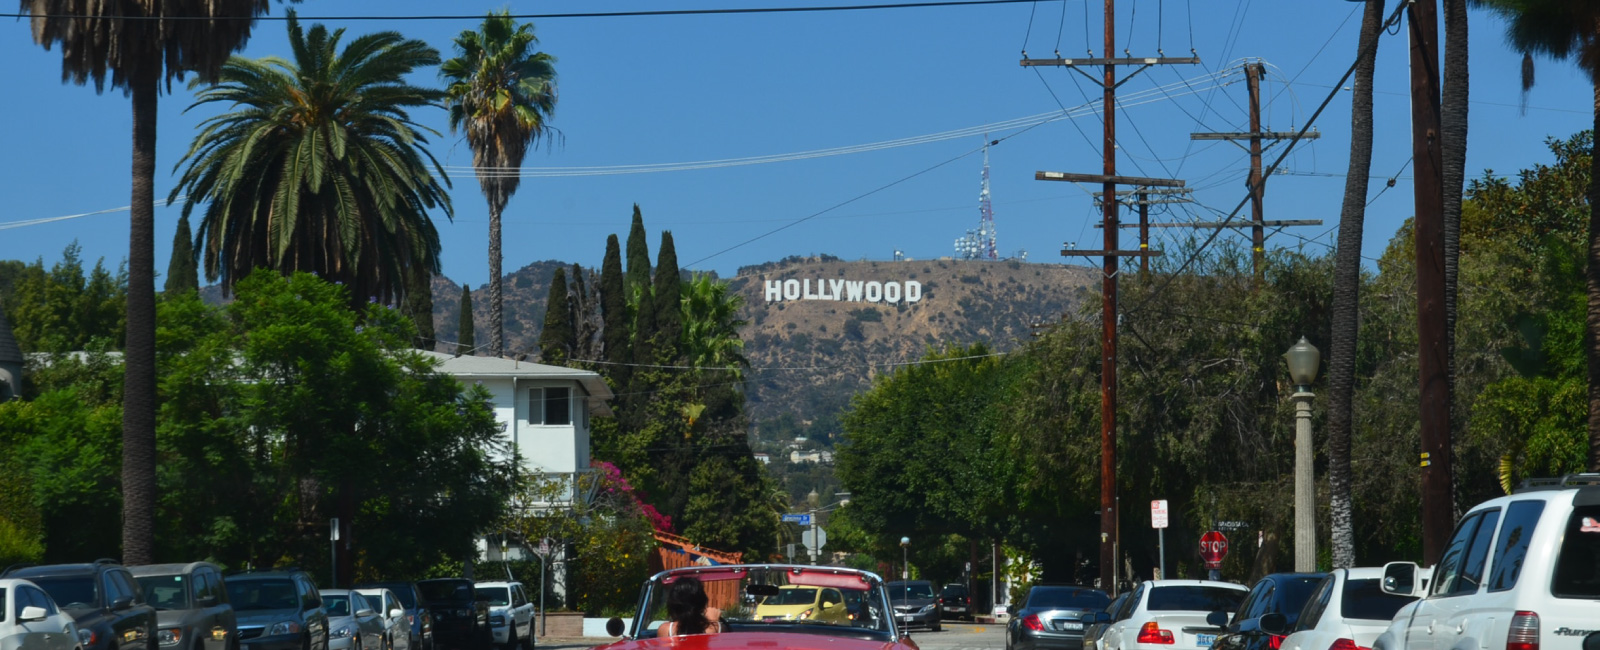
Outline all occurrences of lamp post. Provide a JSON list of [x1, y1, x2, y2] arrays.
[[900, 536, 910, 580], [1284, 337, 1321, 572]]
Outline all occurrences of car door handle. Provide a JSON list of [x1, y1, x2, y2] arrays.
[[1427, 621, 1435, 635], [1456, 624, 1465, 635]]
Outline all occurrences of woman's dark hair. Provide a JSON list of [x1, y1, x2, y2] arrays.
[[666, 576, 712, 634]]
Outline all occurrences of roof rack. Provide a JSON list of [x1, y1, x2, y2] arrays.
[[94, 558, 121, 566], [1514, 473, 1600, 493]]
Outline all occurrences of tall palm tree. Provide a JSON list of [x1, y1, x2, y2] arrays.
[[680, 273, 749, 383], [170, 12, 452, 306], [441, 11, 559, 358], [1473, 0, 1600, 471], [1327, 0, 1386, 569], [20, 0, 269, 565]]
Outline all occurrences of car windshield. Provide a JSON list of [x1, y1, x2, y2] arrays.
[[28, 576, 97, 609], [940, 587, 967, 598], [1146, 586, 1246, 612], [632, 566, 894, 640], [419, 581, 472, 603], [886, 583, 934, 600], [137, 575, 192, 611], [478, 587, 510, 606], [1339, 579, 1416, 621], [227, 579, 299, 611], [324, 595, 353, 617], [362, 584, 416, 609], [1027, 587, 1111, 610]]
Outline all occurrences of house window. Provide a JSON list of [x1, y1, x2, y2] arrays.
[[530, 387, 571, 425]]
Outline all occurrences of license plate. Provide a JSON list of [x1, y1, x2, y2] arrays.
[[901, 616, 914, 622], [1057, 622, 1083, 631], [1198, 634, 1217, 647]]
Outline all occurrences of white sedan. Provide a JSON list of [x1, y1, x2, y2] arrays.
[[1276, 569, 1419, 650], [1, 577, 81, 650], [1098, 580, 1248, 650]]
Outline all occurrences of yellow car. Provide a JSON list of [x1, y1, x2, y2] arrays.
[[753, 586, 851, 624]]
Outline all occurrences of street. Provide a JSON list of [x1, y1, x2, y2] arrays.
[[906, 622, 1004, 650]]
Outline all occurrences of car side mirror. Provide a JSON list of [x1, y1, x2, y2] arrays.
[[1381, 561, 1420, 597], [198, 596, 219, 608], [111, 596, 135, 611], [1258, 613, 1289, 636], [391, 609, 404, 619], [19, 605, 48, 622], [1205, 611, 1229, 627], [358, 608, 375, 617], [1583, 631, 1600, 650], [605, 617, 625, 637], [1092, 611, 1111, 624]]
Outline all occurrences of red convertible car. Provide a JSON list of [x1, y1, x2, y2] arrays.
[[599, 565, 920, 650]]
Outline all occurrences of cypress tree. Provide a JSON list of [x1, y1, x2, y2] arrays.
[[626, 205, 657, 366], [457, 284, 476, 356], [625, 204, 651, 291], [570, 263, 600, 361], [600, 235, 629, 372], [540, 267, 573, 364], [653, 231, 683, 361], [163, 215, 199, 295], [403, 269, 436, 350]]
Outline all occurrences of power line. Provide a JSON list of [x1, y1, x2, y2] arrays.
[[0, 0, 1043, 22]]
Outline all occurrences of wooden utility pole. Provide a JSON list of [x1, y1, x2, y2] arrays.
[[1022, 0, 1196, 592], [1190, 62, 1322, 278], [1408, 0, 1453, 566], [1091, 188, 1195, 275]]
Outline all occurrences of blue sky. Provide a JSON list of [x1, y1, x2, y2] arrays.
[[0, 1, 1593, 289]]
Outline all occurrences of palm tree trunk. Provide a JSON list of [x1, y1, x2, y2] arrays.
[[1440, 0, 1467, 503], [1327, 0, 1384, 570], [1588, 78, 1600, 472], [122, 66, 159, 566], [490, 202, 504, 358]]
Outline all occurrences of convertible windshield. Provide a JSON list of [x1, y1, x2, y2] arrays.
[[632, 566, 894, 640]]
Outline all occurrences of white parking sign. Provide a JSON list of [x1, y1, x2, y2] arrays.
[[1151, 500, 1169, 529]]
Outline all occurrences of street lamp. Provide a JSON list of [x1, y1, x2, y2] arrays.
[[1284, 336, 1320, 572], [900, 536, 911, 580]]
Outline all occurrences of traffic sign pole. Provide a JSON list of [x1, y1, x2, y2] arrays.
[[1199, 531, 1229, 581], [1151, 500, 1169, 580]]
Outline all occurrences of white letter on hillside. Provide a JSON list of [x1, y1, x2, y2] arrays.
[[765, 280, 783, 302], [884, 282, 902, 304], [865, 282, 883, 302], [846, 281, 864, 301], [783, 279, 801, 301], [905, 280, 923, 303], [829, 279, 846, 300], [803, 279, 818, 300]]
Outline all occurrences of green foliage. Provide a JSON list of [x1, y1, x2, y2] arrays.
[[402, 270, 436, 350], [0, 243, 125, 354], [653, 232, 683, 361], [600, 235, 630, 374], [0, 383, 124, 561], [164, 215, 199, 295], [501, 466, 656, 615], [680, 274, 749, 382], [459, 285, 476, 355], [540, 267, 573, 364], [170, 12, 450, 305]]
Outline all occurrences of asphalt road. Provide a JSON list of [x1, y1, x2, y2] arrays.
[[907, 621, 1005, 650]]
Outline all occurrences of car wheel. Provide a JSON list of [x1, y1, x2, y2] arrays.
[[933, 622, 942, 633], [503, 629, 517, 650]]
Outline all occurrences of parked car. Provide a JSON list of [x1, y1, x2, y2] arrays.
[[1095, 580, 1248, 650], [1005, 584, 1111, 650], [224, 569, 328, 650], [1211, 573, 1325, 650], [1275, 568, 1420, 650], [131, 562, 238, 650], [1080, 592, 1130, 650], [352, 583, 429, 650], [415, 580, 486, 650], [4, 560, 158, 650], [0, 577, 82, 650], [752, 585, 852, 624], [1373, 474, 1600, 650], [319, 591, 383, 650], [352, 589, 411, 650], [884, 580, 940, 632], [939, 584, 972, 621], [470, 582, 532, 650]]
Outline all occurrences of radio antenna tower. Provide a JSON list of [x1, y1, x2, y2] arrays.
[[978, 138, 998, 259]]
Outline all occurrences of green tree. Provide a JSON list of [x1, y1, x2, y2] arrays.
[[1473, 0, 1600, 470], [441, 10, 559, 358], [459, 285, 476, 356], [20, 0, 270, 566], [0, 380, 124, 562], [164, 215, 199, 295], [653, 232, 683, 362], [680, 274, 749, 382], [627, 207, 656, 369], [599, 235, 629, 380], [0, 244, 126, 354], [569, 263, 601, 362], [540, 267, 573, 364], [403, 270, 436, 350], [170, 12, 451, 306]]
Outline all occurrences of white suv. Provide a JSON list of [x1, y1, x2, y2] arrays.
[[473, 581, 533, 650], [1372, 474, 1600, 650]]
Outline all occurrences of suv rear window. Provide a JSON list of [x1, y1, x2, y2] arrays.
[[1147, 586, 1245, 612], [1552, 504, 1600, 598], [28, 575, 97, 609], [420, 581, 473, 603], [1339, 578, 1416, 620], [227, 579, 300, 611], [1026, 587, 1111, 610]]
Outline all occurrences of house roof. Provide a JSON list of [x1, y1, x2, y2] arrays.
[[421, 351, 615, 417], [0, 304, 21, 364]]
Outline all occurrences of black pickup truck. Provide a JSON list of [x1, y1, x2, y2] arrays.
[[5, 560, 159, 650], [415, 580, 488, 650]]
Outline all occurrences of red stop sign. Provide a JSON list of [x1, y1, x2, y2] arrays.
[[1199, 531, 1229, 567]]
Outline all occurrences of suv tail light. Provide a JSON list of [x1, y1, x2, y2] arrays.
[[1137, 622, 1175, 644], [1507, 611, 1539, 650], [1022, 614, 1045, 632], [1330, 638, 1370, 650]]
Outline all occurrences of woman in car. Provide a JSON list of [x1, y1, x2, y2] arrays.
[[659, 577, 722, 637]]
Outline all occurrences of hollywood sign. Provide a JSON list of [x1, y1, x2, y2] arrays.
[[763, 278, 924, 304]]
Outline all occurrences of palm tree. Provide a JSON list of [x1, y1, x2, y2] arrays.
[[441, 11, 559, 358], [20, 0, 270, 565], [1327, 0, 1385, 569], [680, 273, 749, 382], [1473, 0, 1600, 470], [170, 12, 452, 306]]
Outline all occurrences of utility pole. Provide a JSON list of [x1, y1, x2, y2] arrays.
[[1408, 0, 1453, 566], [1092, 188, 1195, 276], [1022, 0, 1196, 591], [1189, 61, 1322, 279]]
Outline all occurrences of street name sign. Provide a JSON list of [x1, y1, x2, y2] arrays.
[[1199, 531, 1229, 569], [1151, 500, 1169, 529], [1216, 520, 1251, 531], [781, 513, 812, 525]]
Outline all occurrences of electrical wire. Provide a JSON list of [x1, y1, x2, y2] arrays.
[[0, 194, 189, 230], [0, 0, 1045, 21]]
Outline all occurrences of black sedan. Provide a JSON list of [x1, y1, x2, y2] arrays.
[[1006, 585, 1111, 650], [1212, 573, 1324, 650]]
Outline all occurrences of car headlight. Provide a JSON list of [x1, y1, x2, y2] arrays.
[[79, 629, 95, 647], [490, 616, 506, 627], [158, 629, 184, 646], [268, 622, 302, 636], [798, 608, 813, 620], [330, 626, 354, 639], [455, 609, 471, 618], [920, 604, 936, 613]]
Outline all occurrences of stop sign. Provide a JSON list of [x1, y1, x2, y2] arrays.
[[1199, 531, 1229, 568]]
